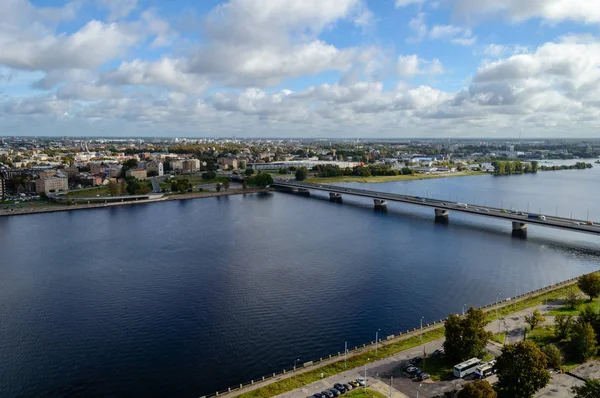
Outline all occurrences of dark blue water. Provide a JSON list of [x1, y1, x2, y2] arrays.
[[1, 168, 600, 397]]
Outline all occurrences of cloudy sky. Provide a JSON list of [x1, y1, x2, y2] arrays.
[[1, 0, 600, 138]]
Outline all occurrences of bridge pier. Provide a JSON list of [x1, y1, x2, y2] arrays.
[[296, 188, 310, 196], [329, 192, 342, 202], [434, 209, 449, 218], [512, 221, 527, 231], [374, 199, 387, 210]]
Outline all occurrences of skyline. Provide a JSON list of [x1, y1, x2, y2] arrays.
[[2, 0, 600, 138]]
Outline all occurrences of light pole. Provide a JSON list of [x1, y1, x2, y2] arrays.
[[375, 329, 381, 355], [294, 358, 301, 370], [462, 304, 466, 316], [344, 341, 347, 368], [496, 293, 502, 319], [389, 376, 393, 398], [420, 317, 424, 341], [417, 383, 422, 398], [364, 358, 370, 393]]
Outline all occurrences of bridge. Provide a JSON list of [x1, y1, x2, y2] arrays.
[[273, 180, 600, 236]]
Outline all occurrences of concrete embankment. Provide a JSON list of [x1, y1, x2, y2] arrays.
[[212, 276, 582, 398], [0, 188, 271, 218]]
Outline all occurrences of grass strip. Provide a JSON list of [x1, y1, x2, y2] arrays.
[[345, 389, 387, 397], [305, 172, 485, 184]]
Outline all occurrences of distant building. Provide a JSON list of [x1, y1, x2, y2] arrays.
[[146, 161, 164, 176], [35, 176, 68, 194], [63, 166, 80, 179], [0, 175, 5, 199], [38, 170, 56, 179], [125, 168, 147, 179], [182, 159, 200, 172], [108, 166, 122, 178], [89, 163, 108, 175], [217, 156, 238, 170]]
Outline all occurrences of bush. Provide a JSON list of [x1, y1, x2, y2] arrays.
[[202, 171, 217, 180], [542, 344, 563, 368]]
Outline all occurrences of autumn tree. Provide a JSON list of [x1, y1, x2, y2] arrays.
[[578, 274, 600, 301], [524, 310, 545, 331], [443, 307, 493, 362], [458, 380, 497, 398], [495, 341, 550, 398], [572, 378, 600, 398], [554, 315, 574, 339]]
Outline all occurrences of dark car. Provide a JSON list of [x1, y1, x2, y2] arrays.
[[313, 394, 326, 398], [401, 362, 413, 370], [329, 388, 341, 396], [343, 383, 353, 391], [334, 383, 347, 393], [413, 368, 424, 378], [321, 391, 334, 398], [418, 373, 430, 381], [411, 356, 422, 364]]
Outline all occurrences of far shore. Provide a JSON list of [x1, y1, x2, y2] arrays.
[[0, 188, 271, 218], [305, 171, 486, 184]]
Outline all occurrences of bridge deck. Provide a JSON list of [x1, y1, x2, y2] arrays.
[[274, 181, 600, 236]]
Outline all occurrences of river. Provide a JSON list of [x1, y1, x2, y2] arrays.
[[1, 164, 599, 397]]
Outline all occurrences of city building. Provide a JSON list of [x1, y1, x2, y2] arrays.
[[182, 159, 200, 172], [146, 161, 164, 176], [125, 168, 148, 179], [89, 163, 109, 174], [0, 175, 5, 199], [35, 176, 68, 194]]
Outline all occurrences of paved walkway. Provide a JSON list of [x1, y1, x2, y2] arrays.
[[275, 301, 563, 398]]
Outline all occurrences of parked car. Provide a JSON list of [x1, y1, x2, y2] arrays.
[[406, 366, 417, 374], [356, 378, 366, 386], [334, 383, 346, 393], [343, 383, 353, 391], [349, 380, 360, 388], [313, 393, 326, 398], [321, 391, 334, 398], [418, 373, 430, 381], [411, 356, 422, 364], [329, 389, 341, 397]]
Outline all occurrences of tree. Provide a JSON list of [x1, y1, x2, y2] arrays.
[[248, 172, 274, 187], [295, 167, 308, 181], [495, 341, 550, 398], [524, 310, 545, 331], [223, 180, 230, 190], [124, 158, 138, 168], [531, 161, 539, 172], [566, 289, 581, 309], [554, 315, 574, 339], [216, 183, 222, 192], [245, 168, 255, 176], [578, 274, 600, 301], [572, 378, 600, 398], [541, 344, 562, 368], [570, 321, 598, 361], [242, 180, 248, 189], [202, 171, 217, 180], [443, 307, 493, 362], [458, 380, 497, 398]]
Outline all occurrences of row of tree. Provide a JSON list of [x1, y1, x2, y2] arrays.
[[311, 164, 416, 178], [491, 160, 539, 175], [539, 162, 593, 171]]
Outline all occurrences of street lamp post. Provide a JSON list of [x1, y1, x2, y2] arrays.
[[389, 376, 393, 398], [462, 304, 466, 316], [375, 329, 381, 355], [420, 317, 424, 341], [344, 341, 347, 368], [294, 358, 301, 370], [364, 358, 370, 393]]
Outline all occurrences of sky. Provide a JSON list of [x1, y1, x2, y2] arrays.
[[1, 0, 600, 138]]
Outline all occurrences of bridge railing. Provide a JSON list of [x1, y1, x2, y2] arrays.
[[201, 272, 586, 398]]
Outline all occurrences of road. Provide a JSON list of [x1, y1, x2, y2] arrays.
[[274, 180, 600, 236], [151, 177, 161, 193], [275, 301, 562, 398]]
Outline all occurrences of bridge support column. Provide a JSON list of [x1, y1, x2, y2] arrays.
[[512, 222, 527, 231], [329, 192, 342, 202], [374, 199, 387, 210], [296, 188, 310, 196], [512, 221, 528, 238], [434, 209, 449, 218]]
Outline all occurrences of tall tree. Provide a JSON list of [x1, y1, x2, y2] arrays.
[[578, 273, 600, 301], [570, 321, 598, 361], [554, 315, 574, 339], [496, 341, 550, 398], [443, 307, 493, 362], [458, 380, 497, 398], [524, 310, 545, 331], [572, 378, 600, 398], [295, 167, 308, 181]]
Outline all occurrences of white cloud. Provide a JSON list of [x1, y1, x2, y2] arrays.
[[97, 0, 138, 21], [430, 25, 476, 46], [397, 55, 444, 77], [395, 0, 425, 7], [0, 20, 140, 71], [406, 12, 428, 43], [453, 0, 600, 24]]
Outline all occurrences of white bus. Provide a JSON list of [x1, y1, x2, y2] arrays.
[[453, 358, 481, 378], [474, 361, 496, 379]]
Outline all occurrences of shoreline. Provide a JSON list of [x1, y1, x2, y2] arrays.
[[305, 171, 486, 184], [0, 188, 271, 218], [215, 275, 584, 398]]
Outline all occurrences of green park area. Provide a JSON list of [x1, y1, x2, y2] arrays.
[[306, 171, 484, 184]]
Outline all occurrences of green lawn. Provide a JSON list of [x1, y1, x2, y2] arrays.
[[305, 171, 485, 184], [526, 326, 556, 347], [345, 389, 386, 398], [546, 298, 598, 316], [66, 187, 109, 197], [419, 356, 454, 381], [492, 333, 506, 344]]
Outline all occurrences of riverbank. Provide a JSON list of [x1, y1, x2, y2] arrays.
[[214, 276, 583, 398], [0, 188, 270, 218], [305, 171, 485, 184]]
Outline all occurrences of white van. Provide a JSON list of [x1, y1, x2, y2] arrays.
[[457, 203, 468, 208]]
